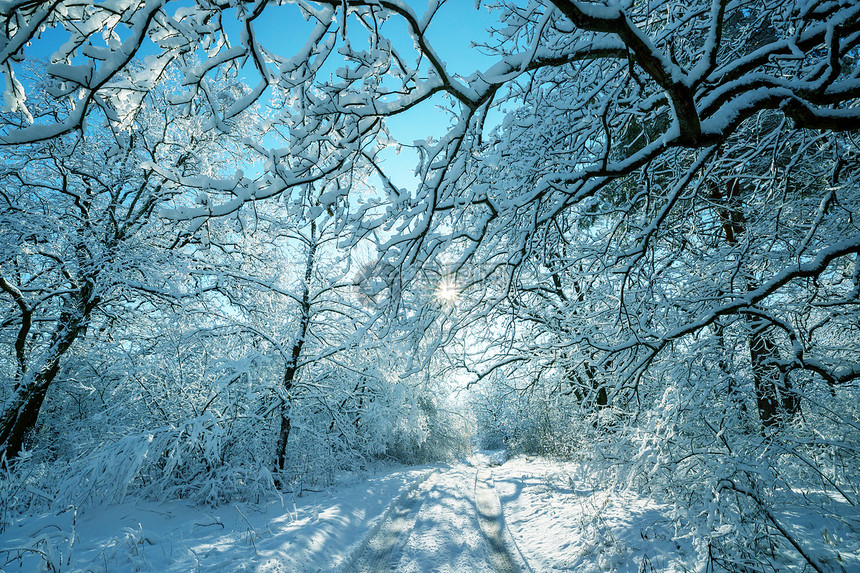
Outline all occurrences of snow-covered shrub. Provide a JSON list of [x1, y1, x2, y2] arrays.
[[575, 330, 860, 572], [470, 368, 597, 458], [49, 412, 275, 508], [386, 392, 472, 464], [275, 362, 469, 491]]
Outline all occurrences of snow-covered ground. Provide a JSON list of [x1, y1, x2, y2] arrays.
[[493, 457, 691, 572], [3, 455, 857, 572], [0, 465, 434, 572], [493, 457, 860, 573]]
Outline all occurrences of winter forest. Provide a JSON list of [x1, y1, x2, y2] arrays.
[[0, 0, 859, 571]]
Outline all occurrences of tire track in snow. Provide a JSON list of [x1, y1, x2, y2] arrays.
[[351, 465, 523, 573], [475, 468, 521, 573], [396, 466, 491, 573], [351, 471, 438, 572]]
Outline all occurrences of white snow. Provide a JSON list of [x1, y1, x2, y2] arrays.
[[492, 457, 694, 572], [0, 466, 434, 572], [3, 457, 856, 572], [396, 465, 493, 573]]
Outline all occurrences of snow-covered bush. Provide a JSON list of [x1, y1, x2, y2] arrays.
[[565, 330, 860, 571], [386, 392, 472, 465], [471, 366, 610, 459]]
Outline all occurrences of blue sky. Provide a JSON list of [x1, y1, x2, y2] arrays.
[[249, 1, 501, 189], [13, 0, 503, 191]]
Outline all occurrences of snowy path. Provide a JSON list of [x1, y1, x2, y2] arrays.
[[13, 456, 815, 572], [475, 468, 520, 573], [350, 465, 522, 573], [352, 471, 439, 572], [0, 466, 437, 573]]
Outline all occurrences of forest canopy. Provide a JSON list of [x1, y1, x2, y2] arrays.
[[1, 1, 859, 570]]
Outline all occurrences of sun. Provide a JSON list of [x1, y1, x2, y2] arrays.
[[435, 279, 458, 303]]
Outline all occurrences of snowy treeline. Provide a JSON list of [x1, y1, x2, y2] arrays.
[[0, 72, 468, 515], [2, 0, 860, 570]]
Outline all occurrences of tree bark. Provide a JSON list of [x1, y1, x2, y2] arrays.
[[748, 316, 801, 427], [274, 220, 317, 478], [711, 179, 799, 428], [568, 361, 608, 409], [0, 281, 97, 461], [713, 318, 748, 415]]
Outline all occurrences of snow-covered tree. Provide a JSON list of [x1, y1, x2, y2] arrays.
[[3, 1, 860, 567], [0, 72, 254, 462]]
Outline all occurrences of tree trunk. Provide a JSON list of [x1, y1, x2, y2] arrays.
[[748, 317, 801, 427], [568, 361, 608, 409], [0, 375, 51, 461], [712, 179, 799, 428], [713, 318, 747, 415], [274, 221, 317, 479], [0, 283, 97, 461], [274, 399, 293, 474], [554, 266, 609, 411], [275, 357, 302, 475]]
